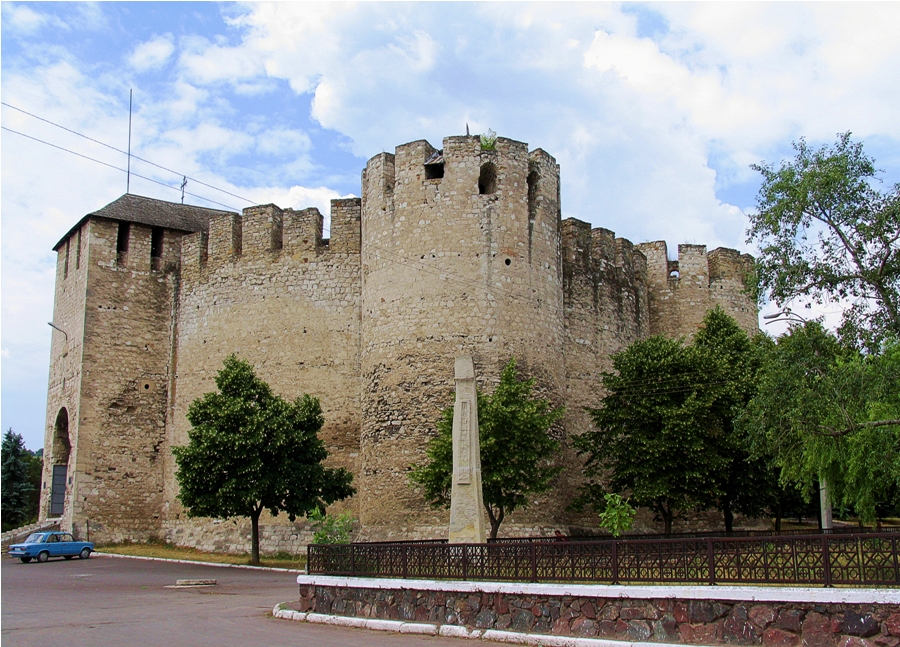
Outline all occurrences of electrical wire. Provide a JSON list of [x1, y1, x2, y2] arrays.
[[2, 104, 762, 381], [2, 101, 255, 204], [2, 126, 240, 211]]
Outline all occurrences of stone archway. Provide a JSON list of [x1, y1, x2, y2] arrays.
[[50, 408, 71, 517]]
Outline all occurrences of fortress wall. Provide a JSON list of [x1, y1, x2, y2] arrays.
[[709, 248, 758, 335], [162, 202, 362, 549], [359, 136, 566, 539], [559, 220, 649, 527], [42, 223, 90, 531], [638, 242, 758, 341], [65, 218, 181, 542]]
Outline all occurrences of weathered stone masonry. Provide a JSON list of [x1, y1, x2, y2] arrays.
[[42, 135, 757, 551], [292, 581, 900, 647]]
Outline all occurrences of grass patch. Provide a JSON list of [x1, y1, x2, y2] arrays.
[[97, 542, 306, 570]]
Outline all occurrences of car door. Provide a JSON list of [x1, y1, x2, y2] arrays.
[[58, 533, 76, 556], [45, 533, 62, 556]]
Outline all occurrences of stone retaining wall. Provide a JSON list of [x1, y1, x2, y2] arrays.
[[292, 577, 899, 647]]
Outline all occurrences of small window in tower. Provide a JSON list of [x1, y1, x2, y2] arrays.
[[527, 170, 539, 219], [151, 227, 164, 270], [479, 161, 497, 195], [116, 222, 130, 266], [75, 227, 82, 270], [63, 238, 70, 279], [424, 149, 444, 180]]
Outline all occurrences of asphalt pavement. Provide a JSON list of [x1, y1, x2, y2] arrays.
[[1, 552, 485, 647]]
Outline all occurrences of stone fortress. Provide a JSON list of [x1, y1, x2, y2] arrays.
[[41, 135, 757, 553]]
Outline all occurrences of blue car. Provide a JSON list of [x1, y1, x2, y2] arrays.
[[8, 531, 94, 563]]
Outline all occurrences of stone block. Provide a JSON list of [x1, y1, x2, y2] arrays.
[[887, 615, 900, 637], [726, 604, 763, 645], [571, 617, 598, 637], [475, 608, 497, 629], [765, 628, 800, 647], [777, 611, 808, 633], [751, 605, 778, 629], [627, 620, 652, 641], [843, 612, 881, 638]]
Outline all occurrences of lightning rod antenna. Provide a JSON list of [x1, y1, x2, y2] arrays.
[[127, 89, 133, 194]]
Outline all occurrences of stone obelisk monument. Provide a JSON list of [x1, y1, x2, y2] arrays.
[[448, 356, 486, 543]]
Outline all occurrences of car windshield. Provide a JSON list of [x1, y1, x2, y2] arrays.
[[24, 534, 45, 543]]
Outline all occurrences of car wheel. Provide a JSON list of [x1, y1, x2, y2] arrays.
[[20, 557, 32, 563], [37, 551, 49, 563], [79, 548, 91, 560]]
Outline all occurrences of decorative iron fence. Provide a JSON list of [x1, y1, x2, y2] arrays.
[[308, 532, 900, 586]]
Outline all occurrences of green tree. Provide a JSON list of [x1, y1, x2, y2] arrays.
[[2, 429, 36, 532], [597, 493, 635, 537], [692, 309, 782, 532], [173, 355, 355, 564], [575, 309, 779, 534], [574, 335, 723, 534], [747, 132, 900, 350], [410, 359, 564, 539], [739, 322, 900, 523]]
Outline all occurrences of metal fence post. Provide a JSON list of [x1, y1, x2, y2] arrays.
[[462, 544, 468, 581], [530, 541, 538, 583], [822, 535, 832, 587], [612, 541, 619, 585], [707, 538, 716, 585], [402, 544, 408, 579], [351, 544, 356, 575]]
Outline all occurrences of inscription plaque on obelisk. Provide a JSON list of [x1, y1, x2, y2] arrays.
[[448, 356, 486, 543]]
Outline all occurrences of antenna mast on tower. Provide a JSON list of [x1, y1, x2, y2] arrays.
[[126, 89, 133, 194]]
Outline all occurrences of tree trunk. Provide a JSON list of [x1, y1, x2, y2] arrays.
[[723, 500, 734, 534], [485, 503, 504, 540], [657, 502, 674, 536], [250, 507, 261, 565], [774, 514, 782, 531]]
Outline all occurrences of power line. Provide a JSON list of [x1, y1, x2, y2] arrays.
[[2, 126, 239, 211], [1, 101, 255, 204]]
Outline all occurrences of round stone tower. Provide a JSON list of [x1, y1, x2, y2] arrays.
[[358, 135, 565, 538]]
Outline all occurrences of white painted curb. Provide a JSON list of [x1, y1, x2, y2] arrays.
[[95, 551, 305, 573], [296, 574, 900, 604], [272, 604, 709, 647]]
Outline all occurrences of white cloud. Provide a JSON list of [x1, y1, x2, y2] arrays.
[[1, 4, 64, 35], [3, 2, 900, 448], [128, 34, 175, 71]]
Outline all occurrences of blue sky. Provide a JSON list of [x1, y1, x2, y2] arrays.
[[3, 2, 900, 450]]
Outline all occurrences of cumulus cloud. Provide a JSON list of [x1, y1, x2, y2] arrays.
[[128, 34, 175, 71], [1, 4, 65, 35], [3, 2, 900, 448]]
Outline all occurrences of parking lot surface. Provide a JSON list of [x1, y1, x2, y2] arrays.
[[1, 553, 481, 647]]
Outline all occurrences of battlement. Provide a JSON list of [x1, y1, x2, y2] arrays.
[[637, 241, 752, 288], [180, 198, 361, 273], [560, 218, 647, 286], [363, 135, 559, 213], [636, 241, 757, 338]]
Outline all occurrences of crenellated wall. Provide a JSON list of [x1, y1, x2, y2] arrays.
[[162, 200, 363, 545], [42, 134, 759, 551], [638, 241, 757, 341]]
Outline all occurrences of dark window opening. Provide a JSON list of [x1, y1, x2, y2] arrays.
[[64, 238, 70, 279], [424, 149, 444, 180], [116, 222, 130, 265], [75, 227, 82, 270], [151, 227, 164, 270], [478, 162, 497, 195], [424, 163, 444, 179], [527, 170, 539, 220]]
